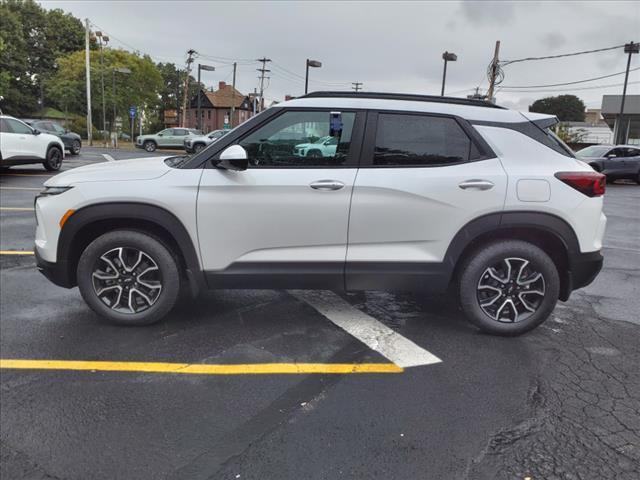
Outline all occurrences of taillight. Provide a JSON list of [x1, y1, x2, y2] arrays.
[[554, 171, 605, 197]]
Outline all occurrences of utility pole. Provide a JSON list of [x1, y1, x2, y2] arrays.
[[256, 57, 271, 112], [351, 82, 363, 92], [84, 18, 93, 146], [616, 41, 639, 145], [486, 40, 501, 103], [181, 49, 196, 127], [230, 62, 237, 127]]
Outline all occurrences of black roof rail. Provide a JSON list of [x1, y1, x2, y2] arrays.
[[300, 91, 506, 109]]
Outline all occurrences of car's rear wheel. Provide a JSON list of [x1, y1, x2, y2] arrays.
[[77, 230, 180, 325], [43, 147, 62, 171], [144, 140, 157, 152], [71, 140, 81, 155], [458, 240, 559, 336]]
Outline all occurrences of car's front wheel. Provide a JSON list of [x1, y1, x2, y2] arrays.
[[70, 140, 81, 155], [77, 230, 180, 325], [458, 240, 559, 336], [143, 140, 157, 152], [43, 147, 63, 171]]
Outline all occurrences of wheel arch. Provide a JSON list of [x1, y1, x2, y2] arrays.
[[445, 212, 580, 301], [58, 202, 204, 295]]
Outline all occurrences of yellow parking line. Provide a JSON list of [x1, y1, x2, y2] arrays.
[[0, 250, 35, 255], [0, 187, 41, 191], [0, 207, 35, 211], [0, 359, 403, 375]]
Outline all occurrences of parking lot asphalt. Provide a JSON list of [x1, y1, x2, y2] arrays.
[[1, 148, 639, 480]]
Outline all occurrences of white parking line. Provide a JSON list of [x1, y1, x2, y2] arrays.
[[102, 154, 116, 162], [290, 290, 442, 368]]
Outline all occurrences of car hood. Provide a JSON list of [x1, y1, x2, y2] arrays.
[[44, 156, 172, 186], [295, 143, 315, 149]]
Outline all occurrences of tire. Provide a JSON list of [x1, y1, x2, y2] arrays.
[[143, 140, 157, 152], [458, 240, 560, 336], [70, 140, 81, 155], [193, 143, 205, 153], [43, 147, 62, 171], [307, 150, 322, 159], [77, 230, 180, 326], [636, 171, 640, 185]]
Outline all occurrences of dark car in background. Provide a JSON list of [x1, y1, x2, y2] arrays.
[[577, 144, 640, 184], [24, 120, 82, 155]]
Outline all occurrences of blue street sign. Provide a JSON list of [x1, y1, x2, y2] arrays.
[[129, 106, 137, 118]]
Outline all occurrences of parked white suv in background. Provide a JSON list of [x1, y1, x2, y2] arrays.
[[1, 115, 65, 171], [35, 92, 606, 335], [183, 129, 228, 153]]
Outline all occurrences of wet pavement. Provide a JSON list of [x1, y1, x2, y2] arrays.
[[1, 149, 639, 479]]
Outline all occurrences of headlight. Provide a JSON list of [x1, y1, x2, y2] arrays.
[[38, 186, 73, 197]]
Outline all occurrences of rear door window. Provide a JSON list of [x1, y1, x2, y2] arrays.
[[373, 113, 474, 166]]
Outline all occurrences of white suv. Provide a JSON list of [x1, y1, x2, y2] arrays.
[[35, 92, 606, 335], [1, 115, 65, 171]]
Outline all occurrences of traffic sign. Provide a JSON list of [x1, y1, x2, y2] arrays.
[[129, 106, 137, 118]]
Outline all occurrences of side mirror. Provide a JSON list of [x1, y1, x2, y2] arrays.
[[606, 153, 616, 158], [215, 145, 248, 171], [158, 133, 163, 137], [32, 129, 41, 135]]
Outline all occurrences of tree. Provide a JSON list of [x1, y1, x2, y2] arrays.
[[47, 48, 163, 135], [0, 0, 85, 115], [529, 95, 586, 122], [155, 62, 201, 127]]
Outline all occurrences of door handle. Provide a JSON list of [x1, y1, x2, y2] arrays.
[[310, 180, 345, 191], [458, 179, 494, 190]]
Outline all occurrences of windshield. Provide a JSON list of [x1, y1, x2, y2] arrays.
[[576, 146, 611, 158]]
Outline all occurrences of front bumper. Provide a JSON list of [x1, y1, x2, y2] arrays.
[[35, 247, 73, 288]]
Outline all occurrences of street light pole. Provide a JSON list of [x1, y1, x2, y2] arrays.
[[196, 64, 215, 131], [305, 59, 322, 95], [616, 41, 639, 145], [96, 31, 109, 146], [441, 51, 457, 96], [111, 67, 131, 148]]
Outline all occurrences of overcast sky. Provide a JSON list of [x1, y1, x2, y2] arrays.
[[41, 0, 639, 110]]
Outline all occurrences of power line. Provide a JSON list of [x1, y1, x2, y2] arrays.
[[499, 80, 640, 93], [501, 44, 626, 66], [500, 67, 640, 89]]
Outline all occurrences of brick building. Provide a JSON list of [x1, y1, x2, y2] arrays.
[[186, 82, 253, 132]]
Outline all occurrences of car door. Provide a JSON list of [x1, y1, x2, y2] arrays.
[[157, 129, 173, 147], [3, 118, 41, 159], [346, 111, 507, 290], [603, 147, 627, 175], [197, 109, 363, 288], [621, 147, 640, 175], [170, 128, 189, 147]]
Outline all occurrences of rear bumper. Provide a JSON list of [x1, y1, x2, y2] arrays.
[[561, 250, 603, 300], [571, 251, 603, 290], [35, 247, 73, 288]]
